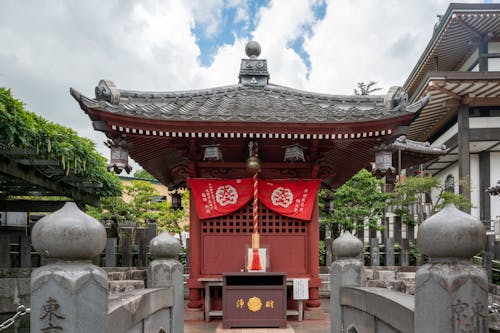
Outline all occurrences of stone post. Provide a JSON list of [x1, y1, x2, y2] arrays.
[[330, 231, 365, 333], [30, 202, 108, 333], [148, 232, 184, 333], [415, 204, 488, 333]]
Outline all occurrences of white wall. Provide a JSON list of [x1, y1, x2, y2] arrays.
[[470, 154, 480, 219], [491, 152, 500, 222], [470, 117, 500, 128]]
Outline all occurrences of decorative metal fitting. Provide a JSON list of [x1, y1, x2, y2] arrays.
[[202, 144, 223, 161], [283, 143, 306, 162]]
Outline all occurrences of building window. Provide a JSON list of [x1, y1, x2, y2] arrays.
[[445, 175, 455, 193]]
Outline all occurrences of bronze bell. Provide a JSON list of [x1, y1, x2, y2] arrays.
[[246, 156, 261, 173]]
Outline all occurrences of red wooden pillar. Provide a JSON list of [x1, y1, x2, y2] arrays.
[[306, 196, 321, 308], [187, 194, 203, 308]]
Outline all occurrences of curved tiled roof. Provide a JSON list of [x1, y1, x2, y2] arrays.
[[71, 81, 422, 124]]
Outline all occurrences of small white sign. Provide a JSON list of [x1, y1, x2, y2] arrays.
[[293, 278, 309, 300]]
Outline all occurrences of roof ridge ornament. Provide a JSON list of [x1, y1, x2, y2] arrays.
[[239, 41, 270, 87], [95, 79, 120, 104]]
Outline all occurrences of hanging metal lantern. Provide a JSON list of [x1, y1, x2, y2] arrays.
[[202, 144, 223, 161], [324, 194, 334, 212], [104, 137, 132, 174], [171, 191, 183, 210], [283, 143, 306, 162]]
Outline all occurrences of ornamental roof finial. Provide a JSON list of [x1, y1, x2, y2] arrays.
[[239, 41, 269, 86]]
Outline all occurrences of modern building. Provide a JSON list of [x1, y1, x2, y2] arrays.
[[404, 3, 500, 230]]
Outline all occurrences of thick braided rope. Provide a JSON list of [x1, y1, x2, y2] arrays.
[[253, 171, 258, 235]]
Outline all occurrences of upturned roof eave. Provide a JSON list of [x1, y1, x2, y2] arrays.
[[70, 86, 418, 127]]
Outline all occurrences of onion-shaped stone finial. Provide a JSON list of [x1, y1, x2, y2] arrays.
[[418, 204, 485, 259], [150, 232, 181, 259], [245, 41, 261, 58], [32, 202, 106, 260], [331, 231, 363, 259]]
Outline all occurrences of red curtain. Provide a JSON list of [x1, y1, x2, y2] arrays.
[[188, 178, 320, 220], [258, 179, 320, 221], [188, 178, 253, 219]]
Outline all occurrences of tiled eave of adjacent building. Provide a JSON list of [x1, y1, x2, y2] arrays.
[[408, 71, 500, 141], [404, 3, 500, 100]]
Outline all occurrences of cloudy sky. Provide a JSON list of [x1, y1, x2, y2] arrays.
[[0, 0, 497, 171]]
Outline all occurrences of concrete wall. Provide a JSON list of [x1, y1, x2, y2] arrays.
[[0, 268, 31, 314]]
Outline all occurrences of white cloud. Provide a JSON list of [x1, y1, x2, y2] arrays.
[[0, 0, 497, 171]]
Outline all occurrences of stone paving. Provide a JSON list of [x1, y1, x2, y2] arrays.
[[185, 299, 331, 333]]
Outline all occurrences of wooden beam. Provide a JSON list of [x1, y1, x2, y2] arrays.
[[196, 161, 311, 169], [452, 14, 483, 41], [0, 156, 99, 206], [463, 96, 500, 107], [479, 151, 491, 222], [470, 128, 500, 141], [429, 82, 461, 100], [0, 148, 37, 155], [16, 159, 60, 166], [0, 200, 67, 212], [457, 104, 471, 213]]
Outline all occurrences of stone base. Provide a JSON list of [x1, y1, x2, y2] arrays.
[[215, 322, 294, 332], [184, 308, 204, 321], [303, 308, 325, 320]]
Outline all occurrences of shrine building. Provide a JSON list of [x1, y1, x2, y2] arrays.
[[71, 42, 433, 317]]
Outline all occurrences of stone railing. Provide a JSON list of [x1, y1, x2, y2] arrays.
[[340, 286, 414, 333], [108, 288, 173, 333], [331, 204, 488, 333], [29, 202, 184, 333]]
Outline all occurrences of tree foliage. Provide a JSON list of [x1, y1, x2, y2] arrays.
[[0, 88, 121, 198], [87, 180, 189, 245], [354, 81, 382, 95], [322, 169, 387, 237], [388, 175, 472, 225], [133, 169, 156, 180]]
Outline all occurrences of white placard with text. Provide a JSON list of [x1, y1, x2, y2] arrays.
[[293, 278, 309, 300]]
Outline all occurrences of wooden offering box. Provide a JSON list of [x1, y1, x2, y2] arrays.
[[222, 272, 287, 329]]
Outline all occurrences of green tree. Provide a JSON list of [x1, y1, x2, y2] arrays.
[[125, 180, 161, 223], [0, 88, 121, 198], [133, 169, 156, 180], [324, 169, 387, 237], [389, 175, 472, 225], [354, 81, 382, 95]]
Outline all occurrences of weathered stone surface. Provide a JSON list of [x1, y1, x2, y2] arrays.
[[150, 232, 181, 259], [108, 288, 173, 333], [148, 232, 184, 333], [415, 204, 488, 333], [373, 270, 396, 281], [340, 287, 414, 333], [32, 202, 106, 260], [31, 262, 108, 333], [367, 280, 406, 293], [331, 231, 365, 333], [108, 280, 145, 294], [417, 204, 485, 259], [332, 231, 363, 259]]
